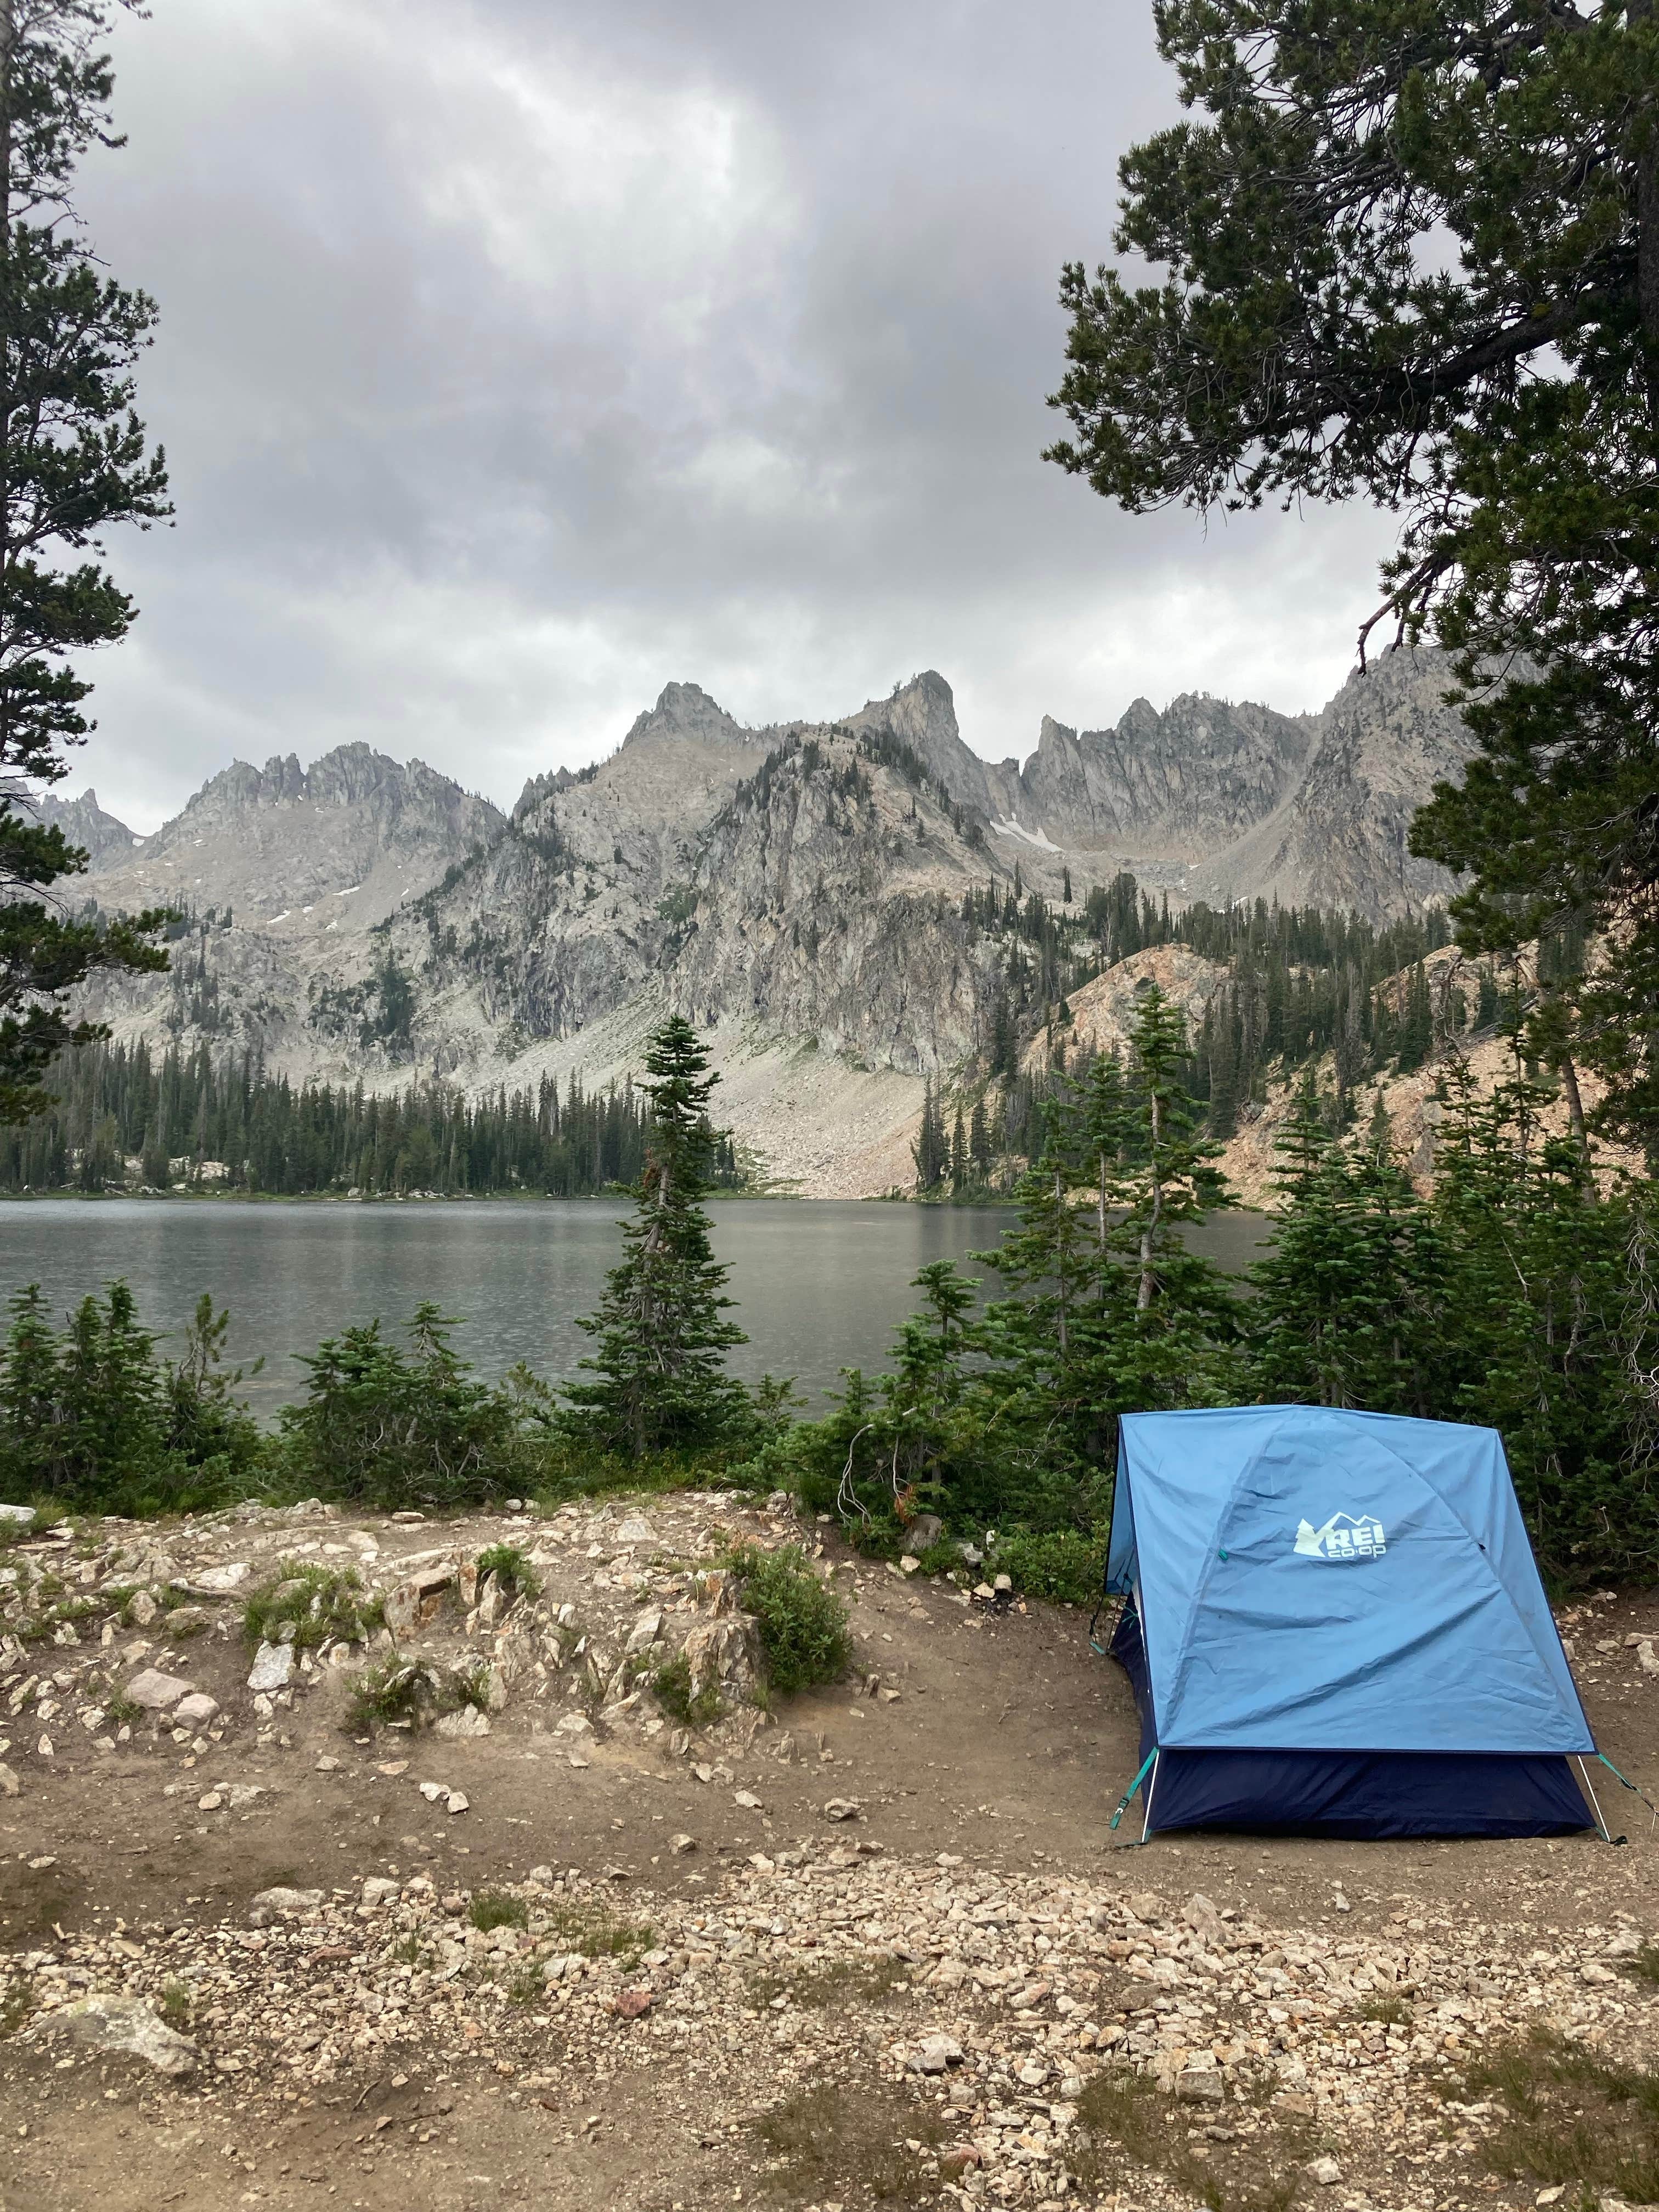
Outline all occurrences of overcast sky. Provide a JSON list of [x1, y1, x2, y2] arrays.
[[72, 0, 1397, 831]]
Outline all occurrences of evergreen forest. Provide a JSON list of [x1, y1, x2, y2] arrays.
[[0, 1040, 741, 1197]]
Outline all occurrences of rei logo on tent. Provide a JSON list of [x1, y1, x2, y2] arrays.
[[1293, 1512, 1386, 1562]]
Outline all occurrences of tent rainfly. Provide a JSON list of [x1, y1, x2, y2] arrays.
[[1104, 1405, 1602, 1839]]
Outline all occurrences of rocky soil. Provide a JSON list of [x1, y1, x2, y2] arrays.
[[1, 1494, 1651, 2212]]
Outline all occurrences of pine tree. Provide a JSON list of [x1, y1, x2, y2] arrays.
[[0, 3, 171, 1123], [949, 1104, 967, 1197], [968, 1096, 992, 1183], [558, 1017, 749, 1458]]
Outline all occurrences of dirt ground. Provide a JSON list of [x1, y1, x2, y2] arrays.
[[0, 1496, 1654, 2212]]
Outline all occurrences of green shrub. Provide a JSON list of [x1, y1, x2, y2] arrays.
[[723, 1542, 850, 1695], [244, 1561, 381, 1651], [987, 1529, 1106, 1606], [651, 1650, 720, 1729], [276, 1303, 528, 1511], [475, 1542, 540, 1598]]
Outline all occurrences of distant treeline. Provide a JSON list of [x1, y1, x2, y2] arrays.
[[0, 1042, 743, 1197]]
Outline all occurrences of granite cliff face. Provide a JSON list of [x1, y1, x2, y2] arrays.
[[65, 649, 1476, 1192]]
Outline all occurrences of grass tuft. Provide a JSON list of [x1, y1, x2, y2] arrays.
[[475, 1542, 540, 1598], [468, 1891, 528, 1933], [244, 1561, 382, 1651], [1463, 2029, 1659, 2203], [1071, 2066, 1312, 2212]]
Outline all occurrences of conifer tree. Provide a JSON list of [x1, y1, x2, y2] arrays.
[[0, 2, 171, 1122], [558, 1017, 749, 1458]]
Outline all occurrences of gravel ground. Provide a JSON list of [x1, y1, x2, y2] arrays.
[[1, 1492, 1655, 2212]]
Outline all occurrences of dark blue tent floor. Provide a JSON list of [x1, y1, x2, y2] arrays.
[[1109, 1599, 1594, 1841]]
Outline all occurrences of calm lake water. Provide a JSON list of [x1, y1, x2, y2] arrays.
[[0, 1198, 1272, 1418]]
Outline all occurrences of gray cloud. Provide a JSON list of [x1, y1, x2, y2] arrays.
[[72, 0, 1398, 829]]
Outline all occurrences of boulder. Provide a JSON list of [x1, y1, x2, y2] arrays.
[[435, 1705, 491, 1739], [681, 1615, 760, 1703], [36, 1993, 196, 2076], [125, 1668, 194, 1713]]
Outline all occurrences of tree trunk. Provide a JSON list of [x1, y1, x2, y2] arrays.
[[1558, 1048, 1590, 1163], [1137, 1092, 1161, 1312], [1633, 0, 1659, 419]]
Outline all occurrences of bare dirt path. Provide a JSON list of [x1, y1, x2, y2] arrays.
[[1, 1494, 1654, 2212]]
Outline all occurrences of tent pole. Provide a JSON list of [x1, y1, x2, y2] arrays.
[[1140, 1750, 1161, 1844], [1577, 1756, 1612, 1843]]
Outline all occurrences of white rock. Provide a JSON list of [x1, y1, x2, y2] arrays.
[[625, 1610, 664, 1656], [0, 1763, 20, 1797], [36, 1992, 196, 2076], [445, 1788, 469, 1815], [912, 2033, 963, 2074], [173, 1692, 219, 1728], [192, 1562, 249, 1593], [246, 1642, 294, 1692], [554, 1713, 594, 1737], [615, 1515, 659, 1547], [1310, 2156, 1341, 2186], [125, 1667, 193, 1712], [435, 1705, 492, 1739], [362, 1877, 399, 1905], [733, 1790, 763, 1810], [0, 1502, 35, 1527], [247, 1886, 323, 1923], [823, 1798, 861, 1822]]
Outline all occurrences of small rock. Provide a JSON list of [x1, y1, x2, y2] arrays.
[[1176, 2066, 1225, 2104], [733, 1790, 763, 1810], [362, 1877, 400, 1906], [0, 1502, 35, 1527], [555, 1713, 594, 1738], [912, 2033, 963, 2074], [899, 1555, 921, 1575], [391, 1510, 425, 1523], [0, 1764, 19, 1797], [1016, 2059, 1048, 2088], [36, 1993, 196, 2077], [246, 1642, 294, 1693], [314, 1754, 341, 1772], [173, 1692, 219, 1729], [435, 1705, 492, 1739], [191, 1562, 250, 1593], [445, 1788, 469, 1815], [125, 1667, 193, 1713], [823, 1798, 861, 1822], [419, 1780, 446, 1802], [612, 1988, 652, 2019], [196, 1790, 224, 1812], [625, 1610, 664, 1656], [127, 1591, 159, 1627], [614, 1515, 659, 1547], [1582, 1961, 1617, 1985], [668, 1833, 697, 1855], [247, 1886, 324, 1924], [1310, 2156, 1341, 2187], [1126, 1891, 1165, 1923]]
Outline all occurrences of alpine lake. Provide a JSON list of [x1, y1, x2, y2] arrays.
[[0, 1196, 1270, 1419]]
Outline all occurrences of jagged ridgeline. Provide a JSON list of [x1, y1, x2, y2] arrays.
[[0, 1043, 741, 1197], [51, 649, 1479, 1197]]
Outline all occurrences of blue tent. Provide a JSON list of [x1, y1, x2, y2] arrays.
[[1104, 1405, 1599, 1838]]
